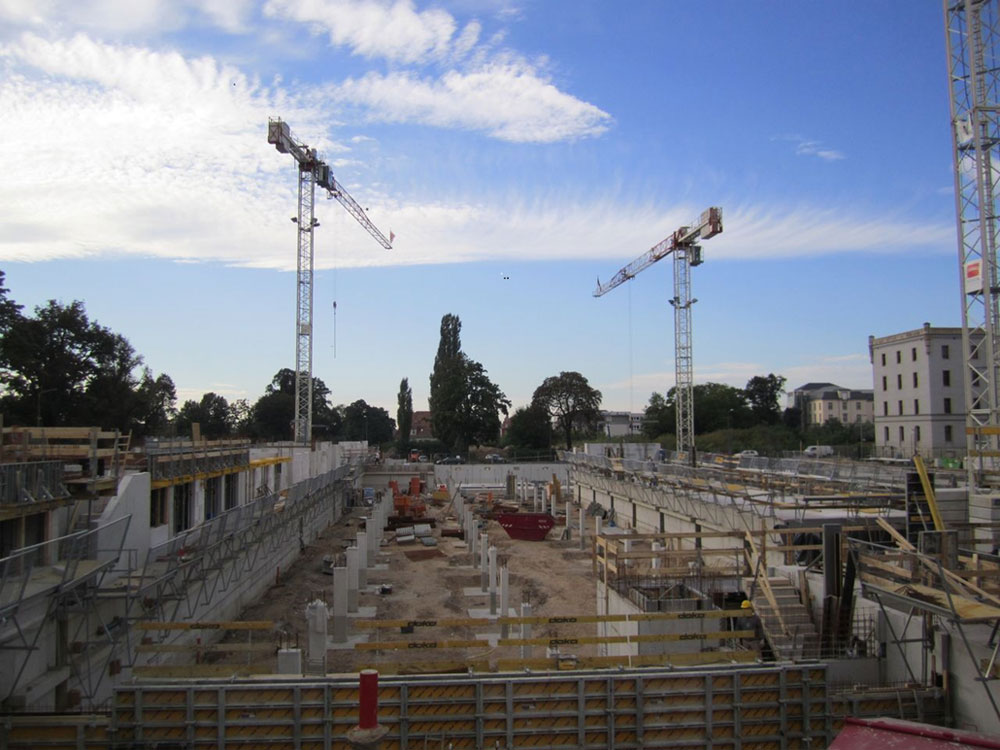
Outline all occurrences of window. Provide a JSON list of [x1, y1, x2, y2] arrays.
[[204, 477, 220, 520], [884, 426, 890, 442], [944, 397, 952, 414], [942, 344, 950, 359], [224, 474, 238, 510], [945, 425, 953, 442], [912, 347, 917, 361], [898, 426, 905, 442], [914, 399, 920, 415], [882, 376, 887, 391], [883, 402, 888, 416], [898, 400, 904, 415], [896, 350, 901, 364], [943, 370, 951, 387], [881, 353, 886, 366], [897, 374, 903, 389], [913, 372, 918, 388], [915, 426, 921, 443], [173, 482, 192, 533], [150, 488, 168, 527]]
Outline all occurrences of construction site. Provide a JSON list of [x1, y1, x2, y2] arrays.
[[4, 2, 1000, 748]]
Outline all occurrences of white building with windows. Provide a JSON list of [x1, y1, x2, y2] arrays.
[[599, 411, 645, 437], [787, 383, 874, 427], [868, 323, 975, 458]]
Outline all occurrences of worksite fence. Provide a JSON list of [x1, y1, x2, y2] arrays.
[[0, 663, 947, 750]]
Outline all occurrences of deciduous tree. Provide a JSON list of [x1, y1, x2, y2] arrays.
[[531, 371, 602, 450]]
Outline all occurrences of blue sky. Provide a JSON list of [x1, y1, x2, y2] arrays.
[[0, 1, 959, 421]]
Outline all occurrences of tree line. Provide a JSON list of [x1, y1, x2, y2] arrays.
[[0, 272, 393, 443], [0, 271, 840, 455]]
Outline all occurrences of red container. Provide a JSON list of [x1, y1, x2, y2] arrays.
[[497, 512, 555, 541]]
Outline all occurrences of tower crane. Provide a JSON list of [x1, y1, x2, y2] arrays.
[[268, 118, 393, 444], [945, 2, 1000, 502], [594, 207, 722, 459]]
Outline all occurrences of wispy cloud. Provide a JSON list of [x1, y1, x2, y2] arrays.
[[325, 64, 612, 142], [774, 134, 845, 162], [0, 0, 256, 35]]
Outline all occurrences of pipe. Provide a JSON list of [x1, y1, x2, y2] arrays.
[[359, 669, 379, 729]]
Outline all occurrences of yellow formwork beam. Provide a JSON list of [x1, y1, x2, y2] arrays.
[[354, 607, 751, 630], [135, 620, 274, 631], [356, 629, 755, 651]]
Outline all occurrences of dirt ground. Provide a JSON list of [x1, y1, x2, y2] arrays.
[[229, 492, 599, 674]]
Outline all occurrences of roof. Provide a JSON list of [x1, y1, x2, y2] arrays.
[[830, 718, 1000, 750], [792, 382, 840, 393]]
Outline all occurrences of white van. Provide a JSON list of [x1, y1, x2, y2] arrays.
[[803, 445, 834, 458]]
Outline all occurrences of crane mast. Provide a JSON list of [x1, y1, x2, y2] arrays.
[[945, 1, 1000, 504], [595, 207, 722, 458], [268, 118, 392, 444]]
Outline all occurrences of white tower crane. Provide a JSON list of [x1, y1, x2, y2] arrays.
[[268, 118, 392, 444], [945, 2, 1000, 494], [594, 207, 723, 459]]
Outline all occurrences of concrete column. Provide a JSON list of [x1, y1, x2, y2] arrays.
[[480, 533, 489, 592], [550, 484, 557, 517], [306, 599, 328, 670], [651, 542, 662, 570], [579, 502, 585, 550], [596, 516, 603, 541], [368, 517, 378, 566], [489, 546, 498, 615], [500, 566, 510, 638], [565, 503, 572, 541], [521, 602, 532, 659], [468, 510, 477, 559], [346, 546, 359, 612], [533, 484, 539, 512], [332, 567, 348, 643], [357, 531, 368, 587]]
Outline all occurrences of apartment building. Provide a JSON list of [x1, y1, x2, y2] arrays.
[[868, 324, 974, 458], [787, 382, 874, 426]]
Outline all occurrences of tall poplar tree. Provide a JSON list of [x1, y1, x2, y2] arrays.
[[397, 377, 413, 453]]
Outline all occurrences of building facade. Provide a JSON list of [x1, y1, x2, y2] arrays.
[[599, 411, 645, 438], [868, 324, 974, 458], [787, 382, 874, 427]]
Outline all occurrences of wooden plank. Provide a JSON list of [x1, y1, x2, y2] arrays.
[[135, 620, 274, 631], [494, 649, 759, 671], [132, 663, 273, 678], [355, 630, 756, 651], [136, 642, 276, 653], [354, 608, 753, 631]]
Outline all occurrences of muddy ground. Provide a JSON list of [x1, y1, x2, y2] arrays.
[[227, 495, 599, 674]]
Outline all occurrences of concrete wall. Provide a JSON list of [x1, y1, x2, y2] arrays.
[[597, 581, 718, 657]]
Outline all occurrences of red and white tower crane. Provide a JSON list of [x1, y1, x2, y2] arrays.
[[594, 207, 723, 458], [268, 118, 392, 444]]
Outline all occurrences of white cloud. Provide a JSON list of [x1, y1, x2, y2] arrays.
[[327, 63, 612, 142], [264, 0, 465, 64], [0, 0, 255, 35], [774, 134, 845, 162]]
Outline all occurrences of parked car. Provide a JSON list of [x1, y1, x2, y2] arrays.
[[734, 450, 758, 458], [803, 445, 834, 458], [484, 454, 507, 463], [436, 456, 465, 465]]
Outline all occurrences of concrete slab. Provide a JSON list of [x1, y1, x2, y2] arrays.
[[327, 634, 369, 651], [347, 606, 378, 619], [463, 587, 489, 598]]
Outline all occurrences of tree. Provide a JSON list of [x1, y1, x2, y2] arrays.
[[342, 399, 394, 444], [458, 359, 510, 447], [133, 369, 177, 438], [397, 377, 413, 452], [249, 369, 340, 440], [0, 299, 144, 427], [532, 371, 602, 450], [429, 314, 465, 450], [744, 374, 786, 425], [642, 392, 673, 439], [174, 392, 232, 439], [428, 314, 510, 452], [504, 404, 552, 451]]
